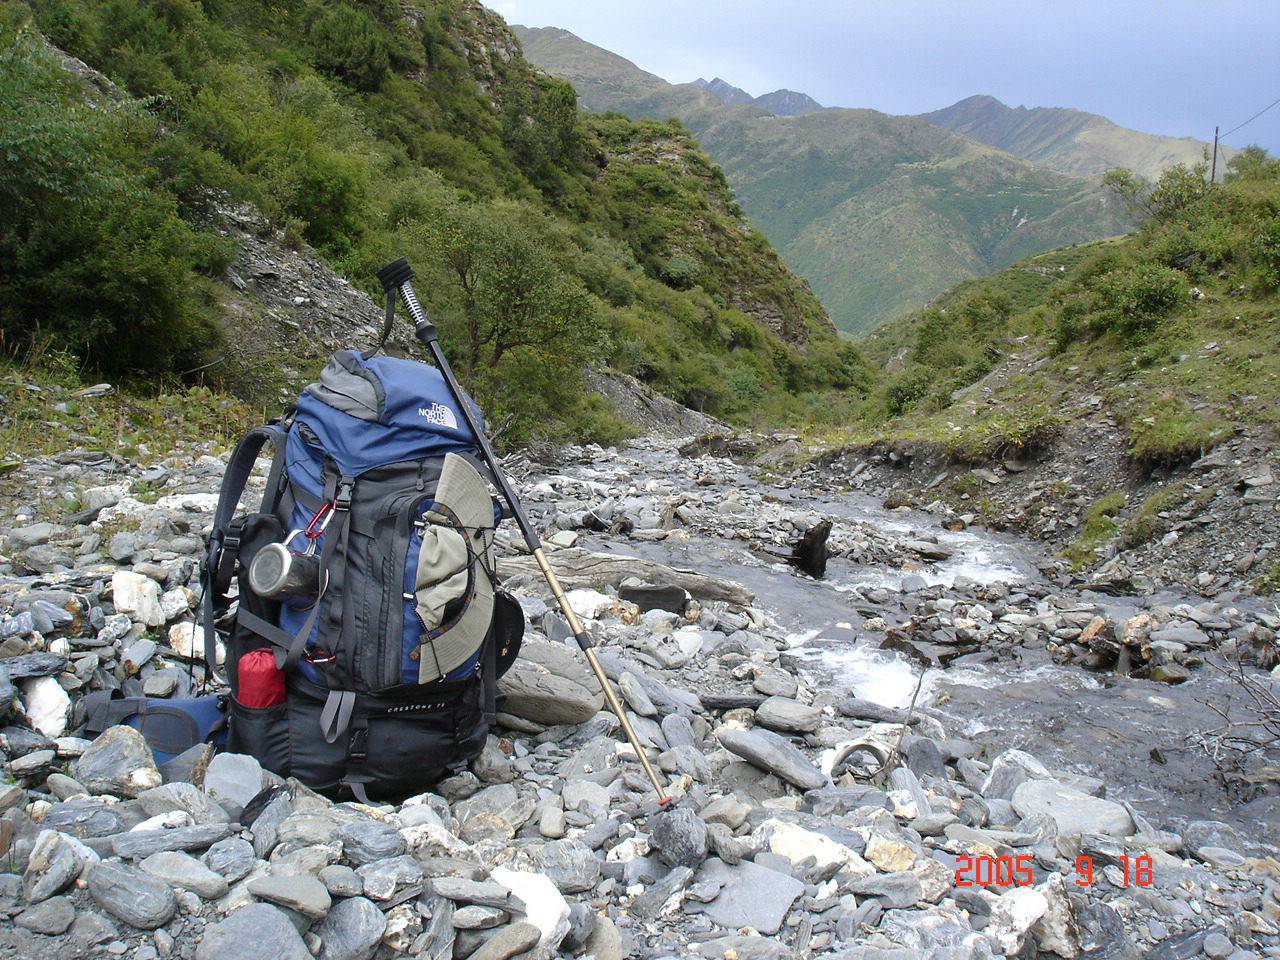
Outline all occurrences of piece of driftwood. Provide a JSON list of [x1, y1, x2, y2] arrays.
[[498, 547, 754, 606]]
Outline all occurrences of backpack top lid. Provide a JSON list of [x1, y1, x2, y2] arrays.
[[294, 350, 483, 474]]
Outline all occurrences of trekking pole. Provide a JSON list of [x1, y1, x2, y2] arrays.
[[376, 258, 670, 804]]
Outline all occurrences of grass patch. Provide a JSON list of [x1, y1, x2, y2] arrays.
[[1061, 492, 1126, 570], [1126, 395, 1234, 466]]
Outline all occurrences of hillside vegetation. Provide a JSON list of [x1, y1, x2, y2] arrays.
[[854, 149, 1280, 466], [0, 0, 867, 447], [514, 26, 1137, 337], [923, 95, 1232, 182]]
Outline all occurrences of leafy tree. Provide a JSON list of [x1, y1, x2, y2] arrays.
[[1223, 145, 1280, 184], [1102, 163, 1212, 224], [310, 5, 391, 92], [0, 21, 223, 374], [415, 201, 597, 376]]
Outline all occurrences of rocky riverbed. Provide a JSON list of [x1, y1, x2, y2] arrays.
[[1, 431, 1279, 960]]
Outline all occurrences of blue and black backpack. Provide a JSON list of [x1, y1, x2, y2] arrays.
[[202, 349, 523, 801]]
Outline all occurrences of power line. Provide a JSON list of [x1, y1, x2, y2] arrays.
[[1222, 94, 1280, 139]]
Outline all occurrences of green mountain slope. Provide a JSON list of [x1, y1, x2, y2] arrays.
[[513, 26, 1135, 337], [854, 149, 1280, 462], [922, 95, 1233, 181], [1, 0, 866, 441]]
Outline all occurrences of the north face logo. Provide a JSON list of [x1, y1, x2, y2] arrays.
[[419, 403, 458, 429]]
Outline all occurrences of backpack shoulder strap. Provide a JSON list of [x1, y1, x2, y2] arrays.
[[202, 424, 289, 682]]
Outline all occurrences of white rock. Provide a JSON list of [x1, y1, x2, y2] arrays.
[[1032, 873, 1081, 958], [168, 622, 201, 660], [565, 588, 614, 620], [489, 866, 569, 949], [758, 819, 873, 878], [987, 887, 1049, 954], [21, 676, 71, 738], [133, 811, 194, 832], [84, 484, 130, 512], [112, 571, 165, 627], [672, 628, 705, 658], [160, 587, 196, 620]]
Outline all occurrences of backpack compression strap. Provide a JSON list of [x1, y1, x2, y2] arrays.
[[202, 424, 289, 683]]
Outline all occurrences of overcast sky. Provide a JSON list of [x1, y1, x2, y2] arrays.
[[489, 0, 1280, 158]]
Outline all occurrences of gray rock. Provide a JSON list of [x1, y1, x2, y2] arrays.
[[251, 792, 295, 859], [71, 725, 162, 798], [660, 714, 697, 749], [754, 696, 822, 733], [320, 864, 364, 898], [698, 795, 747, 830], [14, 895, 76, 935], [202, 836, 257, 883], [465, 921, 541, 960], [202, 753, 266, 811], [453, 905, 509, 930], [901, 736, 948, 780], [582, 913, 624, 960], [717, 727, 826, 790], [694, 857, 804, 935], [23, 829, 86, 903], [454, 783, 535, 844], [1075, 900, 1143, 959], [498, 662, 602, 725], [195, 902, 314, 960], [431, 877, 517, 910], [649, 805, 709, 868], [532, 839, 602, 893], [247, 874, 333, 919], [139, 850, 230, 900], [1011, 780, 1134, 837], [356, 854, 424, 904], [629, 865, 695, 920], [85, 861, 177, 930], [335, 820, 405, 866], [849, 871, 923, 909], [138, 782, 230, 825], [981, 749, 1052, 800], [111, 822, 233, 859], [1182, 820, 1248, 859], [470, 737, 514, 784], [618, 671, 658, 716], [315, 895, 387, 960]]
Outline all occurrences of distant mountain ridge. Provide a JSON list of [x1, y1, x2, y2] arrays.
[[513, 25, 1134, 336], [922, 94, 1232, 181], [694, 77, 826, 116]]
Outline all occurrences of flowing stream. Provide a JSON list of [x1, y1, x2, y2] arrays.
[[554, 445, 1266, 834]]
